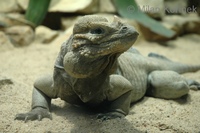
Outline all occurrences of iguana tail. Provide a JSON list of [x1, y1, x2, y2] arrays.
[[168, 63, 200, 74], [148, 53, 200, 74]]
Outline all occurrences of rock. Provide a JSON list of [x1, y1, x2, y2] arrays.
[[34, 26, 59, 44], [61, 16, 81, 30], [51, 25, 73, 46], [0, 0, 22, 13], [185, 21, 200, 34], [138, 23, 177, 42], [18, 0, 99, 13], [135, 0, 165, 19], [0, 31, 14, 52], [5, 25, 34, 47], [0, 13, 26, 27], [162, 15, 186, 36], [181, 34, 200, 42], [163, 13, 200, 35], [164, 0, 188, 15], [49, 0, 99, 13], [16, 0, 29, 11], [0, 75, 13, 86], [184, 18, 200, 34], [99, 0, 116, 13], [138, 13, 200, 41]]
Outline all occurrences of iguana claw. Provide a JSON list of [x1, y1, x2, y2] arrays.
[[15, 107, 52, 122], [96, 111, 125, 121]]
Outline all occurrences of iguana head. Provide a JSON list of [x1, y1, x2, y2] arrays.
[[71, 15, 139, 58], [63, 15, 139, 78]]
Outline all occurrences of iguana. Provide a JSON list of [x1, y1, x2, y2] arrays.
[[15, 15, 200, 122]]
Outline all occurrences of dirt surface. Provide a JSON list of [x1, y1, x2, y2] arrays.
[[0, 32, 200, 133]]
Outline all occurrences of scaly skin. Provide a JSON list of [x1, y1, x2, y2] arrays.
[[15, 15, 200, 122]]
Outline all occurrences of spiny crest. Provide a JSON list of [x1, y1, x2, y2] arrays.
[[73, 15, 108, 34]]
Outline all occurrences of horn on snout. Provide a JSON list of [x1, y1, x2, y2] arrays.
[[113, 15, 122, 23]]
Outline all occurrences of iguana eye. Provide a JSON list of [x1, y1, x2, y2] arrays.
[[90, 28, 104, 34]]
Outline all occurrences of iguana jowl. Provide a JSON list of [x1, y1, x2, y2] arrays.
[[15, 15, 200, 121]]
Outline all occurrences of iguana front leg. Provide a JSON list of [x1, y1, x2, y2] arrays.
[[97, 75, 132, 120], [15, 74, 57, 122], [15, 88, 52, 122]]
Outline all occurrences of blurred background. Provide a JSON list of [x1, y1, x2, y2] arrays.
[[0, 0, 200, 48]]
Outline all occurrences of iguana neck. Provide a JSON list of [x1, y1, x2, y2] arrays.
[[63, 52, 119, 78]]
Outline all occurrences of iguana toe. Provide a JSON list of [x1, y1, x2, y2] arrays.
[[15, 107, 52, 122], [187, 80, 200, 90], [96, 111, 125, 121]]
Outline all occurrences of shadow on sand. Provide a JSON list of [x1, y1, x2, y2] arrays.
[[51, 103, 145, 133]]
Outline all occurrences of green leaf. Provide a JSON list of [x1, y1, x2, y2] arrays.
[[25, 0, 51, 28], [113, 0, 175, 38]]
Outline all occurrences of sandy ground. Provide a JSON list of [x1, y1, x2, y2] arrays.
[[0, 31, 200, 133]]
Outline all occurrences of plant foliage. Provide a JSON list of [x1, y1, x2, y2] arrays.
[[25, 0, 51, 28], [113, 0, 175, 38]]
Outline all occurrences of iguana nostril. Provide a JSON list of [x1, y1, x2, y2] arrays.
[[122, 26, 128, 30]]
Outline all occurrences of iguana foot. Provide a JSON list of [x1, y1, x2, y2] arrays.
[[96, 111, 125, 121], [187, 80, 200, 90], [15, 107, 52, 122]]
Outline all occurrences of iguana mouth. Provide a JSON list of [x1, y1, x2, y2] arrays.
[[88, 33, 138, 48], [77, 33, 138, 58], [97, 34, 137, 49], [101, 34, 137, 45]]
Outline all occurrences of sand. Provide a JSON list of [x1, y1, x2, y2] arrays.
[[0, 32, 200, 133]]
